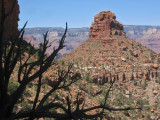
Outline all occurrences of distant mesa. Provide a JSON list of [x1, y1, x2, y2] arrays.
[[89, 10, 125, 38], [22, 10, 160, 54]]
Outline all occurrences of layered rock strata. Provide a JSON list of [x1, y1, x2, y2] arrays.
[[89, 10, 125, 38]]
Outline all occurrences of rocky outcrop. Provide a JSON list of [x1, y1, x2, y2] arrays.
[[151, 64, 159, 70], [89, 10, 125, 38], [0, 0, 19, 40]]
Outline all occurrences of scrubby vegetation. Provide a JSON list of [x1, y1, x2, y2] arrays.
[[0, 1, 140, 119]]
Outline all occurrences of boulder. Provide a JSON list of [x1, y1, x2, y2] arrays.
[[153, 90, 158, 95], [133, 52, 138, 57], [144, 59, 152, 63], [121, 57, 127, 62], [152, 64, 159, 70], [121, 46, 128, 51]]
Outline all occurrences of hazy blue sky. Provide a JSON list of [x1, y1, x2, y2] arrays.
[[18, 0, 160, 28]]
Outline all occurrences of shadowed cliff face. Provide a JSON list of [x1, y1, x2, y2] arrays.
[[89, 10, 125, 38], [0, 0, 19, 40]]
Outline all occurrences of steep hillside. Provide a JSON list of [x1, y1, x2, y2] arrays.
[[59, 10, 160, 119], [61, 10, 159, 79], [14, 10, 160, 120]]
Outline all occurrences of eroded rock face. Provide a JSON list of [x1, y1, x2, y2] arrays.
[[0, 0, 19, 40], [89, 10, 125, 38]]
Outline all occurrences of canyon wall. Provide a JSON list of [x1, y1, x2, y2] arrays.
[[23, 25, 160, 56], [124, 26, 160, 53]]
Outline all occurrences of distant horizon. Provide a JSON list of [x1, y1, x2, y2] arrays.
[[20, 24, 160, 29], [18, 0, 160, 28]]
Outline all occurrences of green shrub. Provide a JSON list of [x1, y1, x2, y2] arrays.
[[99, 34, 105, 38], [129, 50, 133, 55], [8, 79, 19, 95], [85, 72, 92, 82]]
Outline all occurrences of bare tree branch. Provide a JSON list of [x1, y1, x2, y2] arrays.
[[0, 1, 140, 119]]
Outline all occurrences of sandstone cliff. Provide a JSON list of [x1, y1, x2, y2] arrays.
[[0, 0, 19, 40], [89, 10, 125, 38]]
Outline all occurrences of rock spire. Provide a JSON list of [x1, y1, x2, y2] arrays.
[[89, 10, 125, 38]]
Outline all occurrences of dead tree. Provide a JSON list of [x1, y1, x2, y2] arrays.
[[0, 0, 140, 119]]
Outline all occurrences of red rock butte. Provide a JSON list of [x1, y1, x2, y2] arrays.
[[0, 0, 19, 40], [89, 10, 125, 38]]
